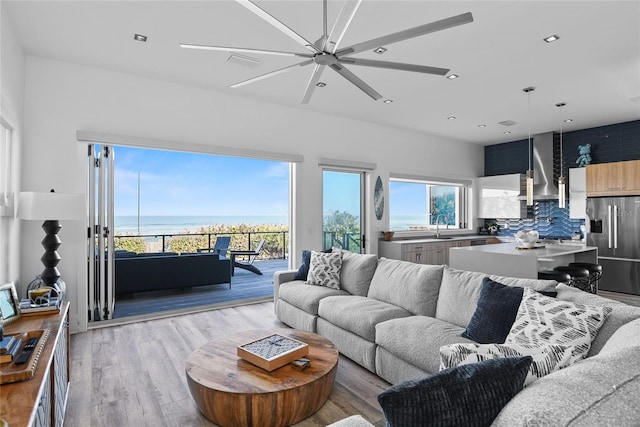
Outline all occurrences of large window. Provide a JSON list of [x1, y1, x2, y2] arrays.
[[322, 170, 364, 253], [389, 178, 469, 232]]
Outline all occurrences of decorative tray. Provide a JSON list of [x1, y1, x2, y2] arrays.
[[0, 329, 50, 384], [237, 333, 308, 372]]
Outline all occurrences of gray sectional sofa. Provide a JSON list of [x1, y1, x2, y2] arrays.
[[274, 252, 640, 426]]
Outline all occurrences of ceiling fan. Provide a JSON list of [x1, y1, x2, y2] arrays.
[[180, 0, 473, 104]]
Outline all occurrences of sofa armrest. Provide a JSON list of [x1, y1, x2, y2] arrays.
[[273, 270, 298, 305]]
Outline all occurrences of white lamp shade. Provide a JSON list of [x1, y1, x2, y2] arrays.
[[17, 191, 85, 221]]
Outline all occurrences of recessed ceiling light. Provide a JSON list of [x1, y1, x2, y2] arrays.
[[543, 35, 559, 43], [564, 118, 573, 123], [447, 116, 456, 120], [133, 34, 148, 42], [383, 99, 394, 104], [447, 74, 459, 80], [478, 124, 486, 128], [316, 82, 326, 88], [503, 131, 512, 134], [373, 47, 387, 54]]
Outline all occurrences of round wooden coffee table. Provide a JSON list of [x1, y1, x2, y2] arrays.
[[186, 329, 339, 427]]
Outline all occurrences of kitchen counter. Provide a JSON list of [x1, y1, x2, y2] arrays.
[[449, 242, 598, 279]]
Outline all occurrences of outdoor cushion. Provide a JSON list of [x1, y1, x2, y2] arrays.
[[367, 258, 443, 316], [318, 295, 411, 342], [278, 280, 348, 314]]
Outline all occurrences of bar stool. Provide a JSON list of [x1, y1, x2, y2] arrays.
[[553, 265, 591, 293], [538, 270, 572, 283], [568, 262, 603, 294]]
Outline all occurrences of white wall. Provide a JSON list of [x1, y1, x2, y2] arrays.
[[20, 55, 483, 332], [0, 5, 24, 286]]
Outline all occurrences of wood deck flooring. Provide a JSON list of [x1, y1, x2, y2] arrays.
[[67, 302, 389, 427], [112, 259, 289, 320]]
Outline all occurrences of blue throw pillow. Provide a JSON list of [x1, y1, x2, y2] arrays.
[[294, 249, 331, 281], [377, 356, 533, 427], [462, 277, 557, 344]]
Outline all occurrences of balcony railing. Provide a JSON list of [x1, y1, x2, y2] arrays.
[[114, 230, 289, 260], [323, 231, 361, 253]]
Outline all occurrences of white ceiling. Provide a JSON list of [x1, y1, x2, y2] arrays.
[[4, 1, 640, 145]]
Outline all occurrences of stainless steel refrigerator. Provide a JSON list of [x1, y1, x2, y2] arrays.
[[586, 196, 640, 295]]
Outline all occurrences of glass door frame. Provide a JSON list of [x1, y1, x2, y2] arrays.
[[321, 167, 367, 254]]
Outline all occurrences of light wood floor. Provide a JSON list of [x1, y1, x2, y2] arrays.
[[66, 301, 389, 427]]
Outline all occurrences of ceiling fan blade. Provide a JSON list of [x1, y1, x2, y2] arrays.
[[335, 12, 473, 57], [329, 63, 382, 100], [179, 44, 313, 58], [338, 57, 449, 75], [326, 0, 363, 53], [230, 59, 313, 88], [235, 0, 321, 54], [301, 64, 326, 104]]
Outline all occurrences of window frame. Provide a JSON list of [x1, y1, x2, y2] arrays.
[[388, 174, 470, 234]]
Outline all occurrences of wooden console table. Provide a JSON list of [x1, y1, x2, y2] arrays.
[[0, 302, 70, 427]]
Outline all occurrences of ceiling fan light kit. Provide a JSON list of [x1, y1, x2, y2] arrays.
[[180, 0, 473, 104]]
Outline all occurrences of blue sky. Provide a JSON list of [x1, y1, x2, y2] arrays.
[[113, 146, 422, 217], [114, 146, 289, 216]]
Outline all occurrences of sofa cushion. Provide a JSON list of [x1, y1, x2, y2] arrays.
[[307, 250, 343, 289], [377, 356, 532, 427], [440, 342, 575, 386], [295, 248, 332, 281], [367, 258, 444, 316], [435, 267, 557, 328], [278, 280, 348, 314], [463, 278, 558, 344], [318, 296, 411, 342], [339, 251, 378, 296], [375, 316, 475, 374], [506, 288, 612, 363], [555, 283, 640, 356], [492, 345, 640, 426]]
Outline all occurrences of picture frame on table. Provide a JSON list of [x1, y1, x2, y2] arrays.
[[0, 282, 22, 326]]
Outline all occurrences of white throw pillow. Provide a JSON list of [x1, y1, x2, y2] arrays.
[[440, 342, 575, 386], [306, 250, 343, 289], [506, 287, 612, 363]]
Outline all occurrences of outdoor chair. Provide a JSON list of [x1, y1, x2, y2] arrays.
[[230, 239, 265, 276], [211, 235, 231, 257]]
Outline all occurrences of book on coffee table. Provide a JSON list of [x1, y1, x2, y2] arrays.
[[237, 333, 309, 372]]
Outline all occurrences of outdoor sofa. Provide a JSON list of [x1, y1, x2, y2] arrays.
[[114, 251, 231, 295], [274, 251, 640, 426]]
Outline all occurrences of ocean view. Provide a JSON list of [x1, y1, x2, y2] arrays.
[[115, 215, 288, 235], [115, 214, 430, 235]]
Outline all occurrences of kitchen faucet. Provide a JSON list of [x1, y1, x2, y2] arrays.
[[435, 214, 449, 238]]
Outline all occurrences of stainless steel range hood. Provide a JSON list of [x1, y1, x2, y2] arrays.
[[519, 132, 559, 201]]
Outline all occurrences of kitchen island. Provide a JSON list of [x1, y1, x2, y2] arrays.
[[449, 242, 598, 279]]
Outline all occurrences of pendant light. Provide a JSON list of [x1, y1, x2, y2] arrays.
[[556, 102, 567, 208], [523, 87, 535, 206]]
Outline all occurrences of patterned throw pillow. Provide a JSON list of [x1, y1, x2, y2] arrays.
[[306, 250, 343, 289], [440, 342, 575, 386], [294, 249, 332, 281], [506, 287, 612, 363], [463, 278, 559, 344], [378, 356, 533, 427]]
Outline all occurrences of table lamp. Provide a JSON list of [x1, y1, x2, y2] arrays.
[[17, 189, 84, 288]]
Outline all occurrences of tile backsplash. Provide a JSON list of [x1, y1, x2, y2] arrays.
[[487, 200, 584, 238]]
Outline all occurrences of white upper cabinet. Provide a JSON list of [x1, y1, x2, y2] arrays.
[[477, 174, 526, 219], [569, 167, 586, 219]]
